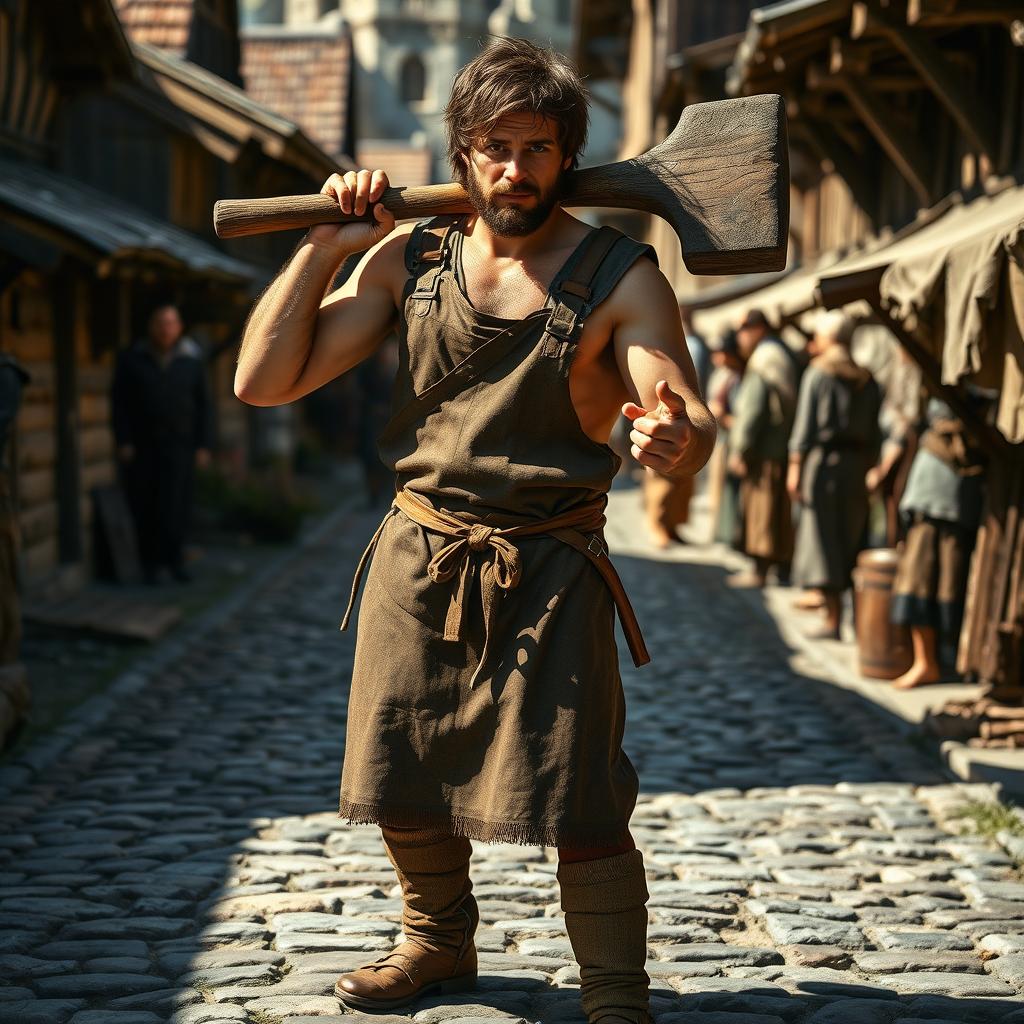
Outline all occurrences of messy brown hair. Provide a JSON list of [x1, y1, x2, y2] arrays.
[[444, 37, 590, 184]]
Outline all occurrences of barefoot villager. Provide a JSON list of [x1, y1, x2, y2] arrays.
[[234, 39, 715, 1024], [889, 397, 987, 689]]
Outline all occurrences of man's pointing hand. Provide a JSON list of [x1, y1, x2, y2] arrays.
[[622, 379, 694, 476]]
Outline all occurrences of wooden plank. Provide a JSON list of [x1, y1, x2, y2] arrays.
[[80, 460, 114, 491], [79, 392, 110, 426], [24, 590, 181, 641], [17, 467, 53, 506], [78, 365, 113, 393], [91, 484, 139, 584], [79, 425, 112, 463], [16, 430, 55, 470], [978, 460, 1019, 684], [959, 519, 991, 675], [851, 3, 1000, 163], [16, 403, 52, 432]]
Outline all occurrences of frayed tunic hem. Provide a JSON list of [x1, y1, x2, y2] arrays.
[[337, 797, 632, 849]]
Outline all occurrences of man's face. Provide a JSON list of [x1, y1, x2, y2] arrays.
[[462, 113, 572, 237], [149, 307, 183, 350]]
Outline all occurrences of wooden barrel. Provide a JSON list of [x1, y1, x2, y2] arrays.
[[853, 548, 913, 680]]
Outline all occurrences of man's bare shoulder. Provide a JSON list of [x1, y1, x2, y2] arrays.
[[336, 222, 417, 307], [363, 221, 417, 282], [602, 250, 677, 325]]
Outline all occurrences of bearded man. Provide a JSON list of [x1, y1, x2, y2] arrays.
[[235, 38, 715, 1024]]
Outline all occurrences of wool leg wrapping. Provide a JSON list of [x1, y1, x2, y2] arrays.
[[557, 848, 651, 1023], [381, 825, 478, 960]]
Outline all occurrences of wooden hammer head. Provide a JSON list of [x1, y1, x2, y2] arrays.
[[569, 94, 790, 275]]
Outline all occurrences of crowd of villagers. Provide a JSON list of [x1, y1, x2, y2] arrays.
[[642, 305, 989, 693]]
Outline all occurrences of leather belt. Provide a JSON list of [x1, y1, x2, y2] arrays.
[[341, 489, 650, 686]]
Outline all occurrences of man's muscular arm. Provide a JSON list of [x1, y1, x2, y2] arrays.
[[234, 170, 405, 407], [611, 258, 717, 478]]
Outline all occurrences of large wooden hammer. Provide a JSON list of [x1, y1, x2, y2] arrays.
[[213, 94, 789, 276]]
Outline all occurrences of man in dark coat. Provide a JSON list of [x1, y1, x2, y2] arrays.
[[111, 305, 213, 583]]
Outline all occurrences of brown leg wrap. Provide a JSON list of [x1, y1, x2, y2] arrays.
[[381, 825, 478, 962], [335, 826, 478, 1010], [557, 848, 652, 1024]]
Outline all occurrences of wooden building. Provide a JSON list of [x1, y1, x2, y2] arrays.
[[639, 0, 1024, 695], [0, 0, 341, 596]]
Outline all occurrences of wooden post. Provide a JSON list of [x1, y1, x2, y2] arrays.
[[53, 268, 82, 565]]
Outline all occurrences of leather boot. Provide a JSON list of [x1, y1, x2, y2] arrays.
[[335, 825, 478, 1010], [557, 848, 652, 1024]]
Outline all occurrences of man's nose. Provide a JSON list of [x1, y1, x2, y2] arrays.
[[503, 158, 527, 183]]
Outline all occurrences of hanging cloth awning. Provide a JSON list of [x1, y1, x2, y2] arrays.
[[689, 198, 957, 343], [817, 184, 1024, 443], [691, 256, 836, 341]]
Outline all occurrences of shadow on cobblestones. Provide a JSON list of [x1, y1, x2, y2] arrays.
[[1, 501, 1023, 1022]]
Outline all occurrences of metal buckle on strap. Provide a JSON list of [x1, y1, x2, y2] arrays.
[[544, 299, 585, 342], [587, 534, 607, 558]]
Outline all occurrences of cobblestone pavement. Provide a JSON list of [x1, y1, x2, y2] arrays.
[[2, 487, 1023, 1024]]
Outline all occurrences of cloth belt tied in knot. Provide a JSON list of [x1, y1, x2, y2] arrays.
[[426, 516, 522, 649], [341, 488, 650, 687]]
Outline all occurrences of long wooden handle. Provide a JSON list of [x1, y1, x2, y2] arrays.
[[214, 184, 473, 239]]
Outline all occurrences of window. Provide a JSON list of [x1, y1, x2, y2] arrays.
[[400, 54, 426, 104]]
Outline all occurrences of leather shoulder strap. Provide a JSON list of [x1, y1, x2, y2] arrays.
[[403, 216, 459, 316], [544, 227, 658, 348], [404, 215, 457, 273]]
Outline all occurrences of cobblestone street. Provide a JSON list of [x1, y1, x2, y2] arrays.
[[2, 486, 1024, 1024]]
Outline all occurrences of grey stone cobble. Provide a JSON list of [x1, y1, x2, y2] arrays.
[[1, 492, 1023, 1021]]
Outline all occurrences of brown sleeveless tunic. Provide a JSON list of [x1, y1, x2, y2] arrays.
[[338, 217, 656, 847]]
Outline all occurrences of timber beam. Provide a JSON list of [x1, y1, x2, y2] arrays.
[[852, 2, 1001, 164], [907, 0, 1023, 28], [807, 61, 934, 206]]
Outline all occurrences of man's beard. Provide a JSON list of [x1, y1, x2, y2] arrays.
[[464, 172, 562, 237]]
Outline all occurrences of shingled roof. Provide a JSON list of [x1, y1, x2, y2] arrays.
[[240, 20, 354, 165], [112, 0, 242, 83], [113, 0, 194, 56]]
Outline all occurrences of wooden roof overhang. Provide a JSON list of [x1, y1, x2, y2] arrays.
[[658, 32, 748, 117], [0, 155, 260, 285], [128, 41, 340, 181], [727, 0, 1022, 214], [572, 0, 632, 81]]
